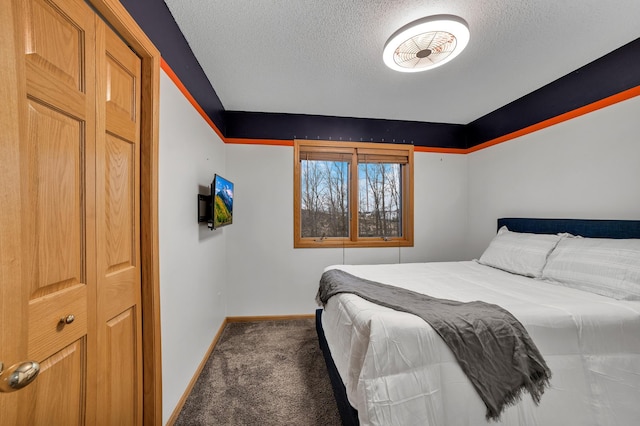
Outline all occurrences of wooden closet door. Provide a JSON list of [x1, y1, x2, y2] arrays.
[[94, 17, 143, 425], [0, 1, 143, 424], [9, 0, 97, 424]]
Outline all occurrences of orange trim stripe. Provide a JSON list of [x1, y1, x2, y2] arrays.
[[161, 58, 640, 153], [225, 138, 294, 147], [414, 146, 467, 154], [160, 59, 225, 141], [467, 85, 640, 154]]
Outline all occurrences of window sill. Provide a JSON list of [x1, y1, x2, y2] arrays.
[[294, 238, 413, 249]]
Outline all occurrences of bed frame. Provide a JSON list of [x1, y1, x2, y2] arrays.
[[315, 217, 640, 425]]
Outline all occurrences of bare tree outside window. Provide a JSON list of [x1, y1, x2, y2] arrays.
[[300, 160, 349, 238], [358, 163, 402, 238]]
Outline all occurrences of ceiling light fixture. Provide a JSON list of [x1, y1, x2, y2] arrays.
[[383, 14, 470, 73]]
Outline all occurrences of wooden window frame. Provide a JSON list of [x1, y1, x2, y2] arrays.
[[294, 139, 414, 248]]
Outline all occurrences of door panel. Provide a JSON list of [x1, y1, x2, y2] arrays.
[[104, 133, 135, 274], [105, 36, 139, 142], [104, 308, 138, 425], [95, 17, 143, 425], [19, 0, 96, 423], [20, 340, 86, 425], [28, 284, 87, 363], [25, 100, 84, 298], [25, 0, 85, 89], [24, 0, 89, 119]]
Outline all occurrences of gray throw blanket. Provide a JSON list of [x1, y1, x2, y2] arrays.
[[317, 268, 551, 421]]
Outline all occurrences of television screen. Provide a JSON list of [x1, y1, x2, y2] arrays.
[[210, 174, 234, 229]]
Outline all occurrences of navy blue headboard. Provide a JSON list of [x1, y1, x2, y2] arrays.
[[497, 218, 640, 239]]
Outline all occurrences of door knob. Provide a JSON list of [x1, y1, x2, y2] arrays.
[[0, 360, 40, 392], [60, 314, 75, 325]]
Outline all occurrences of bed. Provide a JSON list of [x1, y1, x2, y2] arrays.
[[316, 218, 640, 426]]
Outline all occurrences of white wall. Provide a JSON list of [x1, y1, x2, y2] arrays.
[[158, 71, 227, 423], [224, 145, 469, 316], [467, 95, 640, 258], [411, 152, 469, 263]]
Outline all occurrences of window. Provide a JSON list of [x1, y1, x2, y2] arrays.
[[294, 140, 413, 248]]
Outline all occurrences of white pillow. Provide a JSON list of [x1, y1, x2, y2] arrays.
[[478, 226, 563, 278], [541, 237, 640, 301]]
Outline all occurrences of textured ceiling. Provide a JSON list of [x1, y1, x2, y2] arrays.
[[163, 0, 640, 125]]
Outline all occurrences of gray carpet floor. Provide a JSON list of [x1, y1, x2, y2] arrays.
[[175, 319, 342, 425]]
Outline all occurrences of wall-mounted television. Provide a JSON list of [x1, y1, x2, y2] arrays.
[[210, 174, 234, 229], [197, 174, 234, 230]]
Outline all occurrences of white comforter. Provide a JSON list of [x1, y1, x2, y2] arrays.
[[321, 261, 640, 426]]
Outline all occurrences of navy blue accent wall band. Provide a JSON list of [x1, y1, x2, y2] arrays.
[[119, 0, 226, 134], [467, 38, 640, 147], [225, 112, 466, 149], [119, 2, 639, 150]]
